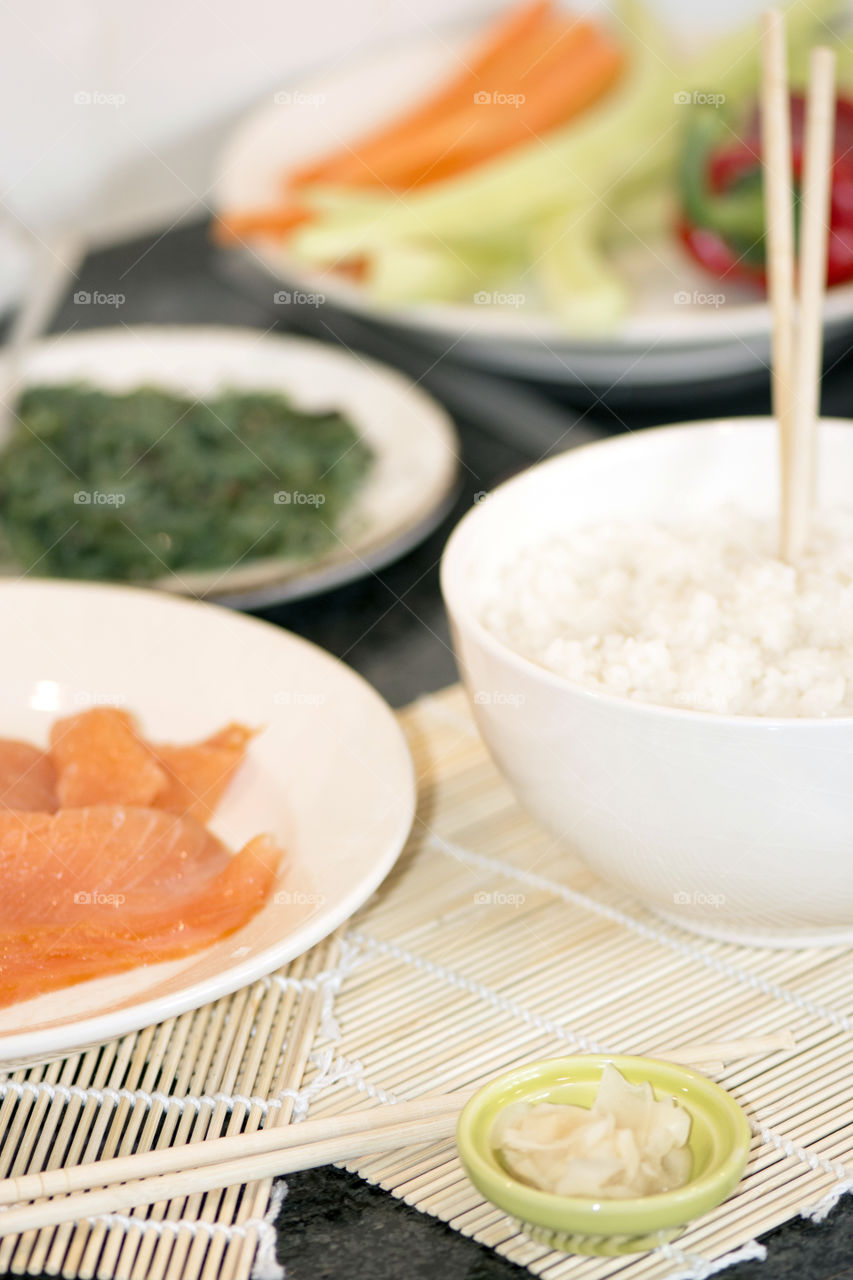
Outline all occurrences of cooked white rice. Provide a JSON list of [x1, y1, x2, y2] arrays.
[[481, 508, 853, 717]]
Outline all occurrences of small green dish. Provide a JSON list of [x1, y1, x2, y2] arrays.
[[456, 1054, 751, 1257]]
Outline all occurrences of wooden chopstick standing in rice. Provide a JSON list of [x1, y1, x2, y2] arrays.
[[792, 47, 836, 530], [761, 9, 836, 561], [761, 6, 797, 562]]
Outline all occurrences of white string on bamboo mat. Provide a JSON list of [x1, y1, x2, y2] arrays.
[[426, 833, 852, 1031], [82, 1214, 263, 1244], [754, 1123, 849, 1180], [804, 1177, 853, 1222], [346, 929, 611, 1054], [0, 1047, 363, 1125], [345, 925, 852, 1187], [61, 1184, 289, 1280], [0, 1080, 293, 1119], [301, 1048, 406, 1106], [262, 940, 361, 1042], [658, 1240, 768, 1280]]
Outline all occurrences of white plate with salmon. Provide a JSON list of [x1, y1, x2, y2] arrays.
[[0, 581, 415, 1068]]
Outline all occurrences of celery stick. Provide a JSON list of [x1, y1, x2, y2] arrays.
[[365, 236, 525, 304], [366, 242, 478, 304], [530, 206, 630, 334], [604, 180, 676, 247]]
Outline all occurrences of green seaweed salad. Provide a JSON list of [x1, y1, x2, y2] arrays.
[[0, 383, 374, 581]]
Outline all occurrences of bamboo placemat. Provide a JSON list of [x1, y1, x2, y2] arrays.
[[2, 683, 852, 1280], [0, 932, 346, 1280], [304, 685, 853, 1280]]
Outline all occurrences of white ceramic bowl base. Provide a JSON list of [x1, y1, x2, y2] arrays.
[[441, 419, 853, 948]]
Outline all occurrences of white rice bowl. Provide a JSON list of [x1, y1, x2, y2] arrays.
[[440, 419, 853, 946]]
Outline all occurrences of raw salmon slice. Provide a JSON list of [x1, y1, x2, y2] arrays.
[[0, 739, 58, 812], [0, 807, 281, 1007], [0, 805, 226, 924], [50, 708, 168, 808], [153, 723, 256, 821]]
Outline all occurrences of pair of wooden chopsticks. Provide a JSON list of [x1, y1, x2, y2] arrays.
[[0, 1032, 792, 1237], [762, 9, 836, 561]]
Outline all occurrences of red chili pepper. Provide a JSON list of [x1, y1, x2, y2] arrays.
[[677, 220, 766, 287], [679, 92, 853, 289]]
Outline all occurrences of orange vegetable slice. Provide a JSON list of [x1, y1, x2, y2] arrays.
[[288, 0, 555, 190], [324, 18, 625, 191], [212, 204, 315, 245]]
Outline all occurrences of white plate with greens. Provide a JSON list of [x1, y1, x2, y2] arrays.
[[0, 326, 459, 606], [213, 0, 853, 388]]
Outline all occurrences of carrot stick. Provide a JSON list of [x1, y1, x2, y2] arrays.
[[308, 16, 580, 190], [212, 205, 314, 245], [422, 26, 626, 185], [288, 0, 555, 189], [216, 6, 625, 242], [335, 20, 626, 190]]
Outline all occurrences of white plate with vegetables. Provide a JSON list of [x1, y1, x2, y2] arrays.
[[0, 326, 459, 606], [213, 0, 853, 387]]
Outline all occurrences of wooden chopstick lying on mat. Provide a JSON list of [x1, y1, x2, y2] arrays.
[[650, 1032, 795, 1067], [0, 1031, 794, 1236], [0, 1094, 467, 1237]]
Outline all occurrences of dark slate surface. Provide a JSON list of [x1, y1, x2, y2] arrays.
[[2, 218, 852, 1279]]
